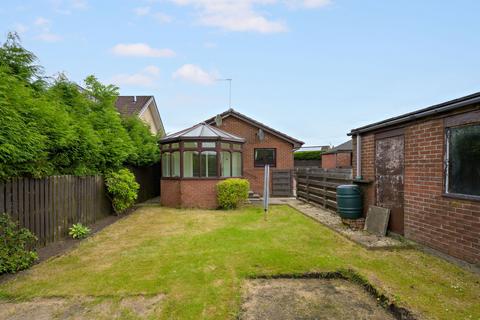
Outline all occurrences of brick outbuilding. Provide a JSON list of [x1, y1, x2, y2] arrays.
[[350, 92, 480, 265], [321, 140, 352, 169]]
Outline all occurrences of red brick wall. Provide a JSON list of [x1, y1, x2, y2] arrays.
[[161, 179, 218, 209], [213, 116, 295, 195], [352, 134, 375, 217], [321, 154, 336, 169], [352, 113, 480, 265]]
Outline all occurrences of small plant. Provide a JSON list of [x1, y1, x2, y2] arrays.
[[0, 213, 38, 274], [217, 178, 250, 209], [69, 223, 91, 239], [105, 168, 140, 214]]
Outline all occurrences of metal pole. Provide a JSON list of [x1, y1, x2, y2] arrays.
[[263, 164, 270, 220]]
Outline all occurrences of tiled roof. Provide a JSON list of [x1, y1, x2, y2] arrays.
[[323, 140, 352, 154], [161, 123, 245, 143], [205, 108, 304, 148], [115, 96, 152, 116]]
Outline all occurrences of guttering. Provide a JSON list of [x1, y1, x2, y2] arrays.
[[348, 92, 480, 136]]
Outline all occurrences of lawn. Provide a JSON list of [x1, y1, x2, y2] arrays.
[[1, 205, 479, 319]]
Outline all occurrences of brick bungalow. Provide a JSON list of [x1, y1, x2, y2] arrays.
[[321, 140, 352, 169], [115, 96, 165, 136], [160, 108, 304, 209], [350, 92, 480, 265]]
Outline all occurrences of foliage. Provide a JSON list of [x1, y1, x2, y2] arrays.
[[0, 32, 159, 180], [0, 213, 38, 274], [216, 178, 250, 209], [68, 223, 91, 239], [122, 116, 160, 166], [105, 169, 139, 214], [294, 150, 323, 160]]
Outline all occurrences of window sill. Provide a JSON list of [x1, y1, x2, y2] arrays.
[[442, 193, 480, 202]]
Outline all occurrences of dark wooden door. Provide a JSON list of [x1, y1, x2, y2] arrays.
[[375, 135, 405, 235], [272, 170, 293, 196]]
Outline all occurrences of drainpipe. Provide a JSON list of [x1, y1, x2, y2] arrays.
[[356, 134, 362, 180]]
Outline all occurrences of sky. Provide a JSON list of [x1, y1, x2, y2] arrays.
[[1, 0, 479, 146]]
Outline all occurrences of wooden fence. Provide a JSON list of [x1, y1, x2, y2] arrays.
[[0, 175, 112, 246], [295, 168, 353, 211], [129, 163, 161, 203]]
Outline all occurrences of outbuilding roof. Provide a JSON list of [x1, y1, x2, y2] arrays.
[[322, 140, 352, 154], [161, 122, 245, 143], [349, 91, 480, 135], [205, 108, 304, 149]]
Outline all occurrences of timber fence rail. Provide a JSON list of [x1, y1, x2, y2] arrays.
[[0, 175, 111, 246], [295, 168, 353, 211]]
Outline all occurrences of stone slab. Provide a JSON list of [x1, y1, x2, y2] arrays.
[[364, 206, 391, 236]]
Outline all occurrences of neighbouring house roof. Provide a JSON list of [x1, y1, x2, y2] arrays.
[[349, 91, 480, 136], [296, 145, 331, 152], [322, 140, 352, 155], [115, 96, 165, 136], [161, 122, 245, 143], [205, 108, 305, 149]]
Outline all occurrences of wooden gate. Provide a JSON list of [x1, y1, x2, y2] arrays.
[[272, 170, 293, 196], [375, 134, 405, 235]]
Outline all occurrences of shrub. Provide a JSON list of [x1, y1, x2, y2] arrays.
[[217, 178, 250, 209], [294, 150, 323, 160], [105, 168, 139, 214], [68, 223, 91, 239], [0, 213, 38, 274]]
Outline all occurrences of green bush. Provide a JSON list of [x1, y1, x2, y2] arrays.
[[217, 178, 250, 209], [0, 213, 38, 274], [294, 150, 323, 160], [105, 168, 139, 214], [68, 223, 91, 239]]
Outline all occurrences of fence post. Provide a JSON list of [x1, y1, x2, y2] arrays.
[[306, 168, 310, 203], [323, 175, 327, 209]]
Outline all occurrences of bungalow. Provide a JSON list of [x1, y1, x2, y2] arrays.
[[350, 92, 480, 265], [160, 108, 304, 209], [115, 96, 165, 136]]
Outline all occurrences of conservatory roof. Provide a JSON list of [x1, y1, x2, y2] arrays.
[[161, 122, 245, 143]]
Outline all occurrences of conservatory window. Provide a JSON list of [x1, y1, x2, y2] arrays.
[[232, 152, 242, 177], [200, 151, 217, 177], [221, 151, 231, 177], [162, 152, 170, 177], [183, 151, 200, 177], [184, 141, 197, 148], [202, 142, 216, 148], [172, 151, 180, 177]]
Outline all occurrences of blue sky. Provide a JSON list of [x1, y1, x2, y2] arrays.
[[1, 0, 479, 146]]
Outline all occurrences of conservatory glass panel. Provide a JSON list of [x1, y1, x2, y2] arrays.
[[202, 142, 216, 148], [184, 142, 198, 148], [221, 151, 231, 177], [162, 153, 170, 177], [183, 151, 200, 177], [171, 143, 179, 149], [172, 151, 180, 177], [232, 152, 242, 177], [200, 151, 217, 177]]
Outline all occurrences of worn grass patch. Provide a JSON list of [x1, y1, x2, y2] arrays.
[[0, 205, 479, 319]]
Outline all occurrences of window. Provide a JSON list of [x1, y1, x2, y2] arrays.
[[446, 124, 480, 197], [161, 144, 170, 151], [171, 143, 179, 149], [172, 151, 180, 177], [202, 142, 216, 148], [201, 151, 217, 177], [254, 148, 276, 167], [232, 144, 242, 150], [232, 152, 242, 177], [183, 151, 200, 177], [162, 152, 170, 177], [221, 142, 231, 149], [184, 142, 198, 148], [221, 151, 231, 177]]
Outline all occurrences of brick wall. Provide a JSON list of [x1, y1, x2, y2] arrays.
[[336, 152, 352, 168], [213, 116, 295, 195], [321, 154, 336, 169], [352, 113, 480, 265], [161, 179, 218, 209]]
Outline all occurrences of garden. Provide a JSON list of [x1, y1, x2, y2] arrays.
[[1, 204, 479, 319]]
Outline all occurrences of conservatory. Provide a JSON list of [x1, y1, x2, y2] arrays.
[[160, 123, 245, 208]]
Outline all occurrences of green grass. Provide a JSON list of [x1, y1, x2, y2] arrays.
[[1, 205, 479, 319]]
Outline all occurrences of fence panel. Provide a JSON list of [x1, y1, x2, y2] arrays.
[[0, 175, 112, 246], [295, 168, 353, 212]]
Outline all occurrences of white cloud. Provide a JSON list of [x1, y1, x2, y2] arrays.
[[50, 0, 88, 14], [110, 65, 161, 87], [111, 43, 176, 58], [134, 6, 151, 16], [286, 0, 331, 8], [170, 0, 287, 33], [172, 64, 218, 85], [33, 17, 62, 42], [13, 23, 28, 34]]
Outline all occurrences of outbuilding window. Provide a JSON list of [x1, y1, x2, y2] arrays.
[[254, 148, 276, 167], [445, 123, 480, 197]]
